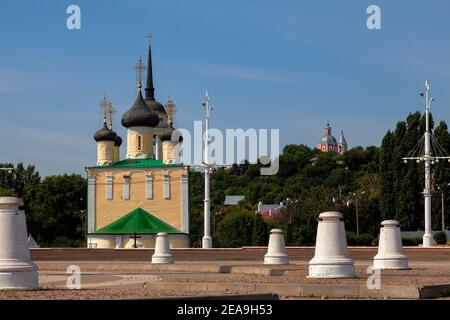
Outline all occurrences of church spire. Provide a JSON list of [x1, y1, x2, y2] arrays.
[[145, 34, 155, 100], [338, 130, 347, 145]]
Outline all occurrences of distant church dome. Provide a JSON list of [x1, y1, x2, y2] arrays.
[[320, 134, 337, 144], [317, 122, 347, 154], [121, 88, 160, 128], [94, 123, 117, 142]]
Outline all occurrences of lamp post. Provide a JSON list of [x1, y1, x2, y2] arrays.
[[437, 182, 450, 231], [350, 191, 365, 236], [285, 198, 298, 224], [286, 198, 291, 224], [202, 91, 213, 249]]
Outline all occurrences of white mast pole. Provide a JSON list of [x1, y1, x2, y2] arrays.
[[403, 80, 446, 247], [423, 80, 433, 247], [202, 91, 213, 248]]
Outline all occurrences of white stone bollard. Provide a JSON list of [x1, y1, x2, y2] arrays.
[[264, 229, 289, 265], [373, 220, 408, 269], [0, 197, 39, 289], [152, 232, 173, 264], [309, 211, 355, 278]]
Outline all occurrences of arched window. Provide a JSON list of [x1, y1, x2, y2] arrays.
[[106, 146, 111, 159], [137, 135, 142, 151]]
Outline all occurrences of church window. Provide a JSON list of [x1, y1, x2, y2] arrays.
[[106, 176, 113, 200], [146, 175, 153, 199], [106, 146, 111, 160], [137, 135, 142, 151], [123, 176, 130, 200], [163, 174, 170, 199]]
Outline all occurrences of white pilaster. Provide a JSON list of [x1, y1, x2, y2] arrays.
[[155, 136, 162, 160], [181, 174, 189, 233], [87, 175, 96, 233]]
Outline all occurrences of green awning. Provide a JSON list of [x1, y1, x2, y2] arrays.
[[93, 207, 183, 235]]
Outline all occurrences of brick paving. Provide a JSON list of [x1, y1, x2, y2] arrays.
[[0, 247, 448, 299]]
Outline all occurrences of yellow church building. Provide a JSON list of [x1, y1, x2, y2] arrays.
[[85, 40, 190, 249]]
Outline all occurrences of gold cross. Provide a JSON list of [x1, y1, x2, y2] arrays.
[[99, 96, 109, 125], [135, 57, 146, 88], [107, 101, 116, 129]]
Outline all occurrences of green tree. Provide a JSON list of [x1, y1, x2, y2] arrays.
[[252, 212, 268, 246], [0, 188, 17, 197], [216, 205, 254, 247], [27, 174, 86, 246]]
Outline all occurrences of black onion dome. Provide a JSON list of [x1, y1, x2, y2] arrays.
[[145, 99, 166, 114], [160, 126, 183, 142], [94, 123, 117, 142], [121, 90, 160, 128], [114, 135, 122, 147]]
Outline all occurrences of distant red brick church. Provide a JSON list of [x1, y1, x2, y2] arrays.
[[317, 122, 347, 154]]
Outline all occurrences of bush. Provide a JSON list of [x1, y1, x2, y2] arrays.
[[44, 236, 86, 248], [401, 237, 422, 246], [346, 232, 374, 246], [371, 237, 379, 246], [434, 231, 448, 245]]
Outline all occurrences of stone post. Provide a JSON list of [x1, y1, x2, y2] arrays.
[[0, 197, 38, 289], [152, 232, 173, 264], [264, 229, 289, 265], [308, 211, 355, 278], [373, 220, 408, 269]]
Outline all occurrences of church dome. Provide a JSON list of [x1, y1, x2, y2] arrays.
[[160, 125, 183, 142], [320, 134, 337, 144], [121, 90, 160, 128], [94, 124, 117, 142], [145, 99, 166, 114], [114, 135, 122, 147]]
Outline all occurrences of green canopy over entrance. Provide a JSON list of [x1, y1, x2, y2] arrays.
[[93, 207, 182, 235]]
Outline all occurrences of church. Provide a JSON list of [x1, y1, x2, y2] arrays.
[[85, 39, 190, 249], [317, 122, 347, 154]]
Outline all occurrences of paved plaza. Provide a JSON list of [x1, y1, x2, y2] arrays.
[[0, 247, 449, 300]]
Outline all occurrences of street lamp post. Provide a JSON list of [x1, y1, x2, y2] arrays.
[[202, 91, 213, 249], [350, 191, 365, 236], [286, 198, 291, 224]]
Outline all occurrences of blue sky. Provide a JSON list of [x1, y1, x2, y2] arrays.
[[1, 0, 450, 176]]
